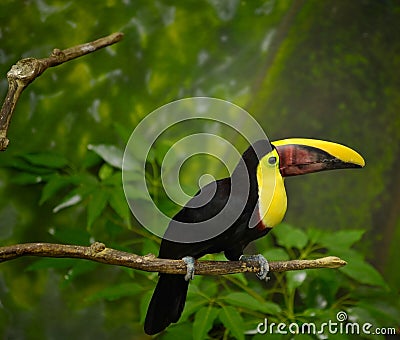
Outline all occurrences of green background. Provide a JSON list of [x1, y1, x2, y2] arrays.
[[0, 0, 399, 339]]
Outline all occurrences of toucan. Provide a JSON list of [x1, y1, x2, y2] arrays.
[[144, 138, 365, 335]]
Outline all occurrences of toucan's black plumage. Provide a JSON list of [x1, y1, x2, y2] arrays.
[[144, 140, 271, 335], [144, 138, 365, 335]]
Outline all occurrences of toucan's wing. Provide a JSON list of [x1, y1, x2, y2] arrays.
[[159, 177, 248, 259], [173, 177, 231, 222]]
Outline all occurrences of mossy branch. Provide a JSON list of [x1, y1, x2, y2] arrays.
[[0, 242, 346, 275], [0, 32, 124, 151]]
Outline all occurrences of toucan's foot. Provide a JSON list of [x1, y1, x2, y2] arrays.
[[182, 256, 195, 281], [240, 254, 270, 281]]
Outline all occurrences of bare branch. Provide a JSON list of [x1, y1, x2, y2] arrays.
[[0, 32, 124, 151], [0, 242, 346, 275]]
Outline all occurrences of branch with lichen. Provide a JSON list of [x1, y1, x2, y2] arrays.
[[0, 32, 124, 151], [0, 242, 346, 275]]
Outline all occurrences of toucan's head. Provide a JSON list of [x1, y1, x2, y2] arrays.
[[252, 138, 364, 228], [270, 138, 365, 177]]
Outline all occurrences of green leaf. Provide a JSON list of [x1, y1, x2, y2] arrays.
[[180, 296, 208, 322], [163, 323, 194, 340], [340, 258, 387, 287], [113, 121, 132, 143], [52, 193, 82, 213], [192, 306, 219, 340], [229, 273, 248, 286], [52, 174, 99, 213], [102, 172, 123, 187], [86, 282, 144, 302], [81, 150, 102, 169], [286, 270, 307, 291], [3, 156, 54, 174], [69, 173, 99, 187], [222, 292, 281, 314], [219, 306, 245, 340], [356, 301, 400, 327], [87, 189, 109, 228], [40, 175, 73, 204], [272, 223, 308, 249], [62, 261, 98, 287], [20, 152, 68, 168], [139, 290, 153, 324], [306, 227, 324, 244], [10, 172, 46, 184], [346, 306, 381, 334], [187, 282, 201, 296], [88, 144, 124, 169], [108, 186, 131, 222], [302, 269, 341, 308], [319, 230, 366, 250], [98, 163, 114, 180], [262, 248, 290, 261], [200, 280, 218, 297]]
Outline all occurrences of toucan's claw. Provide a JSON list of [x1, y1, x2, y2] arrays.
[[240, 254, 270, 281], [182, 256, 195, 281]]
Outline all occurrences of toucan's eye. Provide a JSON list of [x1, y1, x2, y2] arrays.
[[268, 156, 277, 165]]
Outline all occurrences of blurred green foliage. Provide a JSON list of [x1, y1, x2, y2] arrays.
[[0, 0, 399, 339]]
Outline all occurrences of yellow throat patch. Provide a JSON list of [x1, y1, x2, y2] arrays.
[[256, 149, 287, 228]]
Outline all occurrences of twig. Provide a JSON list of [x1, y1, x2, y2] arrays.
[[0, 32, 124, 151], [0, 242, 346, 275]]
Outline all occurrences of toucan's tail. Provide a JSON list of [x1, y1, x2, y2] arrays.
[[144, 274, 189, 335]]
